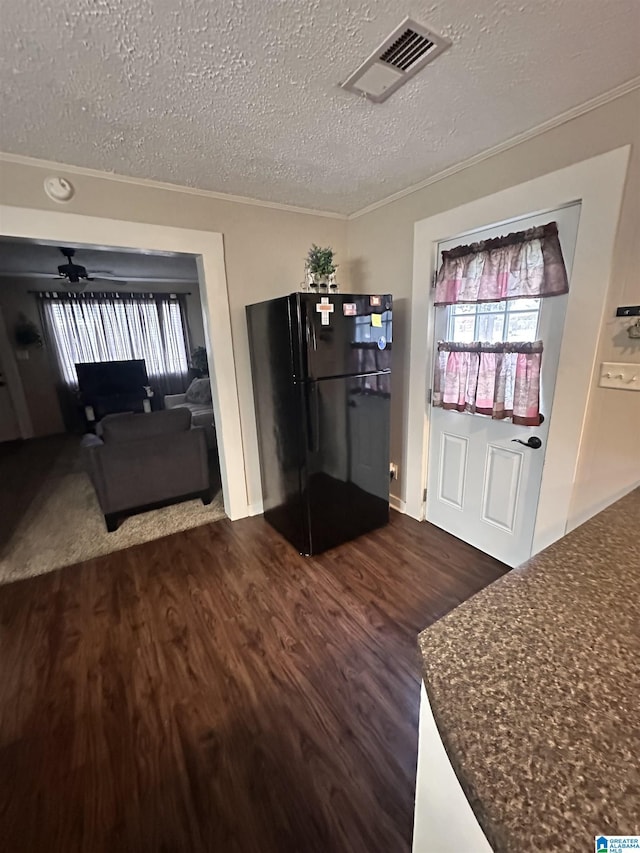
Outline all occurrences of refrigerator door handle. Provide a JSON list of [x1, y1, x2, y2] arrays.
[[305, 313, 317, 351]]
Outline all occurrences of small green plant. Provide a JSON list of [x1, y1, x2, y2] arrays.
[[189, 346, 209, 377], [306, 244, 337, 277], [14, 314, 42, 348]]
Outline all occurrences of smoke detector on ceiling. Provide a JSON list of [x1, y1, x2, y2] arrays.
[[340, 17, 451, 103]]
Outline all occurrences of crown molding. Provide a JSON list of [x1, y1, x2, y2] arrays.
[[347, 76, 640, 220], [0, 152, 348, 221], [2, 76, 638, 222]]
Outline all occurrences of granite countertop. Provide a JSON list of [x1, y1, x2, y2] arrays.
[[418, 488, 640, 852]]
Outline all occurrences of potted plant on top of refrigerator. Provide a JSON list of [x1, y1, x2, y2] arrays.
[[305, 245, 338, 292]]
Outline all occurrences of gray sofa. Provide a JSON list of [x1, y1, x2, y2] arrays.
[[165, 378, 216, 448], [84, 408, 211, 532]]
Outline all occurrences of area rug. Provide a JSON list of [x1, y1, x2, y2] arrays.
[[0, 436, 226, 585]]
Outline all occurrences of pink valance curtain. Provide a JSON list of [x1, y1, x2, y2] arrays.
[[434, 221, 568, 306], [433, 341, 543, 426]]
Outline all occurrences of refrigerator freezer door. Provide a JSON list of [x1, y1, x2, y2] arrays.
[[297, 293, 392, 381], [301, 374, 390, 554]]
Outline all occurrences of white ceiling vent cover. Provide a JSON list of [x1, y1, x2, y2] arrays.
[[341, 17, 451, 103]]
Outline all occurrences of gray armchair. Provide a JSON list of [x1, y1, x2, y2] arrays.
[[84, 408, 211, 532]]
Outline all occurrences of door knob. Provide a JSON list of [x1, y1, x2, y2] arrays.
[[512, 436, 542, 449]]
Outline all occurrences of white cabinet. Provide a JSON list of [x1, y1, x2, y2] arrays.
[[412, 683, 493, 853]]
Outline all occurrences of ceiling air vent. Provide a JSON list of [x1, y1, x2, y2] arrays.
[[340, 17, 451, 103]]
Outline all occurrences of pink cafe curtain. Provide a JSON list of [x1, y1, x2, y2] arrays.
[[433, 341, 543, 426], [434, 221, 568, 306]]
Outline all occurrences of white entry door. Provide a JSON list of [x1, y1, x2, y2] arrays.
[[426, 204, 581, 567]]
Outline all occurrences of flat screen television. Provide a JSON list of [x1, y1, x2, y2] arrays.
[[75, 359, 148, 399]]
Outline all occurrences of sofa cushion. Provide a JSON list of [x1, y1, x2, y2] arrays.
[[185, 403, 213, 417], [101, 408, 192, 444], [185, 377, 212, 405]]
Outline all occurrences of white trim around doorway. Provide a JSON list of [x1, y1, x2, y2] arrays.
[[404, 146, 630, 553], [0, 205, 249, 521]]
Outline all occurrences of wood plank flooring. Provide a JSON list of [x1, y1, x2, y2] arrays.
[[0, 512, 507, 853]]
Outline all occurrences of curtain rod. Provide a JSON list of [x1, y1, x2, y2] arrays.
[[28, 290, 191, 296]]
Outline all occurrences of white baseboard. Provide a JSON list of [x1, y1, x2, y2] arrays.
[[390, 494, 406, 514], [244, 498, 405, 519]]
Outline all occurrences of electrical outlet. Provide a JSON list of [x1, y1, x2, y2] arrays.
[[389, 462, 398, 480]]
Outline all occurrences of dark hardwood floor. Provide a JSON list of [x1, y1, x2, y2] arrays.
[[0, 512, 506, 853]]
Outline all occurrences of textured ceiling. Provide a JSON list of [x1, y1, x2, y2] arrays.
[[0, 0, 638, 214], [0, 238, 198, 281]]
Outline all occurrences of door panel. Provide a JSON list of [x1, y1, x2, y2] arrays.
[[348, 393, 390, 499], [298, 294, 392, 380], [303, 375, 390, 554], [481, 445, 523, 532], [426, 203, 581, 567], [438, 433, 468, 509]]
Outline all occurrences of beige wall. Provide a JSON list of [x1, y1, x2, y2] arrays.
[[347, 88, 640, 525], [0, 163, 347, 506], [0, 279, 64, 436], [0, 275, 206, 437]]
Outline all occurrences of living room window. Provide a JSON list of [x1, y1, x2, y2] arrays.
[[39, 292, 190, 395]]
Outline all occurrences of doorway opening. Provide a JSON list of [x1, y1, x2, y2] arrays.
[[0, 235, 229, 582]]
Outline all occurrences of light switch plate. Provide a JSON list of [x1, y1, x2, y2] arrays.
[[599, 362, 640, 391]]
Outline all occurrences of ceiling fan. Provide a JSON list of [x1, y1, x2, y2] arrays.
[[50, 247, 130, 289], [56, 247, 95, 283], [3, 246, 197, 288]]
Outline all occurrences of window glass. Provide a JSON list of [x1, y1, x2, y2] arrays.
[[447, 299, 540, 343], [477, 312, 505, 343], [477, 301, 506, 313], [452, 315, 475, 342], [513, 298, 541, 311], [507, 311, 539, 341], [41, 296, 188, 386]]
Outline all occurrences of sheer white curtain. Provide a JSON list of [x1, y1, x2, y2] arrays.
[[39, 294, 190, 396]]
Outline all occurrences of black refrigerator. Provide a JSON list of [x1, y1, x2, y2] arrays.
[[246, 292, 392, 555]]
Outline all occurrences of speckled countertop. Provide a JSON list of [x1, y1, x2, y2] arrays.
[[418, 488, 640, 853]]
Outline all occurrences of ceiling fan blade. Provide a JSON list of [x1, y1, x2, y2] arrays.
[[0, 271, 194, 286]]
